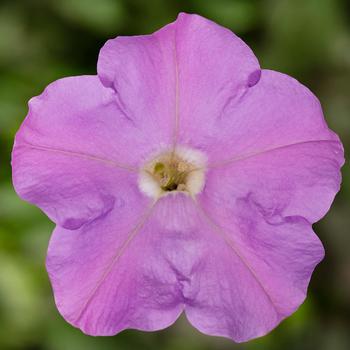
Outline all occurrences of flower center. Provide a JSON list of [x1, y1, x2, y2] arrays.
[[138, 146, 206, 199]]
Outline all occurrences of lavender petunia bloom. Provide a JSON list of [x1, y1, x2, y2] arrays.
[[12, 13, 344, 342]]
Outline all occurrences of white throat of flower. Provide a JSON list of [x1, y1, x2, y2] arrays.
[[138, 146, 206, 199]]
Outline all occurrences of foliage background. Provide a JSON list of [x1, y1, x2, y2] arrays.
[[0, 0, 349, 349]]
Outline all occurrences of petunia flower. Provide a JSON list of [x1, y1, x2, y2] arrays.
[[12, 13, 344, 342]]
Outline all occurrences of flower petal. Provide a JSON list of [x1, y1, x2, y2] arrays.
[[175, 13, 260, 147], [97, 13, 260, 148], [12, 75, 152, 229], [194, 69, 342, 163], [184, 197, 324, 342], [201, 139, 343, 225], [97, 18, 176, 146], [46, 195, 202, 335]]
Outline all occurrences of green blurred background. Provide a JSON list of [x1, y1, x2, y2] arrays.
[[0, 0, 349, 349]]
